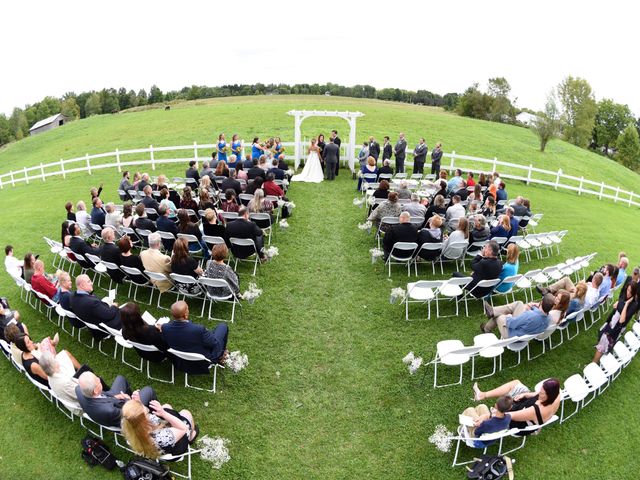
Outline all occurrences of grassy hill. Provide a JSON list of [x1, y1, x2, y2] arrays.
[[1, 96, 639, 479]]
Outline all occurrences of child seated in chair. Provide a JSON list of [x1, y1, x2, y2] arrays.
[[461, 395, 513, 447]]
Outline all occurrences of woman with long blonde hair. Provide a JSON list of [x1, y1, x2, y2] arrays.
[[247, 188, 273, 214], [121, 399, 198, 458]]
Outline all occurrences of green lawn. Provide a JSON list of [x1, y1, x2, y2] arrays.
[[1, 97, 640, 479]]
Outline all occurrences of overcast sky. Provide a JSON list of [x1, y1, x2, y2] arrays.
[[2, 0, 638, 117]]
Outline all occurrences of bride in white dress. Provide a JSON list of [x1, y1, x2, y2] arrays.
[[291, 139, 324, 183]]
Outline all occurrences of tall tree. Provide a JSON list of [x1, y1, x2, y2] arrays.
[[0, 114, 13, 145], [557, 76, 597, 148], [60, 97, 80, 119], [9, 108, 28, 140], [530, 92, 562, 152], [593, 99, 633, 154], [84, 93, 102, 116], [148, 85, 164, 104], [616, 123, 640, 171]]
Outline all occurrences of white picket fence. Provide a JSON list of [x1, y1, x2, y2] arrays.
[[0, 141, 638, 208]]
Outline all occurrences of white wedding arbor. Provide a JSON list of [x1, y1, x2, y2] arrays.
[[287, 110, 364, 171]]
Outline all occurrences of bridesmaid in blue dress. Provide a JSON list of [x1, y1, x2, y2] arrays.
[[251, 137, 265, 160], [231, 134, 242, 166], [273, 137, 285, 160], [217, 134, 228, 163]]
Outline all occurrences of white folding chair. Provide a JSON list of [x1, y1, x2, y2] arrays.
[[100, 323, 143, 372], [167, 348, 224, 393], [472, 334, 514, 379], [414, 242, 443, 275], [128, 340, 175, 384], [229, 238, 260, 276], [583, 362, 609, 398], [199, 277, 240, 323], [386, 242, 418, 277], [404, 280, 443, 320], [431, 340, 481, 388], [438, 277, 473, 317], [559, 374, 591, 423]]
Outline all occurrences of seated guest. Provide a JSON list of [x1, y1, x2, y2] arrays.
[[592, 282, 639, 364], [490, 215, 511, 239], [99, 227, 124, 283], [478, 172, 489, 187], [141, 232, 172, 292], [368, 191, 402, 233], [539, 272, 603, 309], [481, 294, 555, 337], [177, 209, 206, 257], [243, 153, 254, 169], [104, 203, 123, 229], [382, 212, 418, 260], [90, 197, 106, 226], [496, 182, 507, 202], [466, 171, 476, 187], [434, 179, 448, 199], [65, 201, 76, 221], [619, 267, 639, 300], [235, 161, 248, 181], [38, 351, 85, 415], [214, 160, 230, 178], [565, 282, 588, 317], [14, 333, 80, 388], [198, 188, 216, 211], [57, 271, 74, 312], [461, 395, 512, 448], [453, 181, 469, 201], [69, 222, 100, 268], [357, 156, 379, 191], [76, 200, 91, 233], [396, 180, 412, 200], [268, 158, 286, 180], [119, 171, 133, 200], [594, 264, 615, 299], [133, 203, 157, 233], [121, 399, 198, 458], [512, 196, 532, 217], [505, 207, 519, 237], [442, 216, 469, 253], [277, 155, 288, 172], [225, 206, 266, 260], [227, 153, 238, 170], [481, 196, 497, 217], [141, 185, 160, 213], [262, 173, 286, 199], [616, 256, 629, 287], [121, 203, 135, 229], [469, 215, 490, 245], [156, 205, 178, 251], [456, 240, 502, 298], [247, 188, 273, 214], [487, 182, 497, 201], [31, 259, 61, 301], [120, 302, 169, 361], [245, 176, 264, 196], [76, 371, 156, 428], [495, 244, 519, 293], [23, 252, 36, 284], [203, 208, 226, 238], [118, 236, 145, 271], [220, 189, 240, 213], [5, 245, 24, 279], [159, 188, 178, 218], [179, 186, 198, 212], [137, 173, 151, 192], [370, 180, 390, 211], [548, 290, 571, 325], [70, 274, 122, 338], [204, 244, 240, 297], [402, 193, 427, 218], [200, 161, 215, 181], [171, 237, 203, 293], [220, 170, 242, 198], [417, 215, 443, 261], [425, 194, 447, 221], [185, 160, 200, 184], [468, 184, 483, 205], [445, 195, 465, 231], [61, 221, 74, 251], [248, 158, 267, 180], [378, 159, 394, 176], [472, 378, 561, 432], [199, 174, 215, 194], [0, 302, 23, 343], [160, 301, 229, 372], [447, 169, 464, 193]]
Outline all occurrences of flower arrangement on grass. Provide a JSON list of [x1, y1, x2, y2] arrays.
[[240, 283, 262, 303], [390, 287, 406, 304], [225, 350, 249, 373], [198, 436, 231, 469], [402, 351, 423, 375], [370, 247, 384, 263]]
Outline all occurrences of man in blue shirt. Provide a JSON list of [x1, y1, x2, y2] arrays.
[[481, 294, 554, 338], [616, 257, 628, 286], [90, 197, 106, 226]]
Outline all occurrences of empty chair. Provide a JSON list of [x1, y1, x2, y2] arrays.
[[438, 277, 473, 317], [472, 334, 513, 379], [559, 374, 591, 423], [199, 277, 240, 323], [432, 340, 482, 388], [583, 362, 609, 398], [404, 280, 443, 320]]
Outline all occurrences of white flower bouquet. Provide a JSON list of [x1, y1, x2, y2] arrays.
[[225, 350, 249, 373], [264, 246, 279, 259], [358, 220, 372, 233], [353, 197, 365, 208], [402, 351, 423, 375], [428, 425, 454, 453], [369, 247, 384, 263], [283, 201, 296, 210], [240, 283, 262, 304], [198, 436, 231, 469], [390, 287, 406, 304], [279, 219, 289, 229]]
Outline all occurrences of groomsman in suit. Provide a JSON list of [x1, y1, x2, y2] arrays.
[[368, 136, 381, 162], [323, 138, 339, 181], [413, 138, 428, 174], [331, 130, 341, 176], [382, 136, 393, 162], [394, 133, 407, 173]]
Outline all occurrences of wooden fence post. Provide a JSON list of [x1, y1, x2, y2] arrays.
[[60, 159, 66, 179], [578, 177, 583, 195], [40, 163, 45, 182], [527, 164, 532, 185], [86, 154, 92, 175], [150, 145, 155, 170], [116, 149, 121, 173], [24, 167, 29, 185]]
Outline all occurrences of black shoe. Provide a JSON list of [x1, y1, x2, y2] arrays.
[[483, 301, 494, 320], [536, 285, 548, 296]]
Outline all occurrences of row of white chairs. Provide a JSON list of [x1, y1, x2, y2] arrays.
[[0, 337, 200, 479], [403, 253, 596, 320], [450, 321, 640, 466]]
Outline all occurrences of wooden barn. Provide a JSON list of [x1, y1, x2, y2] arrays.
[[29, 113, 69, 136]]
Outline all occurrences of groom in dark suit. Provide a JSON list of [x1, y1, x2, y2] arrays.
[[331, 130, 341, 176], [323, 138, 339, 181]]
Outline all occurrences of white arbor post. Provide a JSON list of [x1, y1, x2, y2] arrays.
[[288, 110, 364, 171]]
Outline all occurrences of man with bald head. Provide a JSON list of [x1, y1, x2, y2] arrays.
[[75, 371, 156, 427], [160, 301, 229, 373], [141, 184, 160, 212], [69, 274, 121, 338]]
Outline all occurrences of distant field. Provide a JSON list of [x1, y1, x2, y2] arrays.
[[1, 97, 639, 479]]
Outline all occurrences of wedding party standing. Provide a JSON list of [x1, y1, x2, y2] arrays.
[[394, 133, 407, 173]]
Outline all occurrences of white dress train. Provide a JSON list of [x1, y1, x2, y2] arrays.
[[291, 151, 324, 183]]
